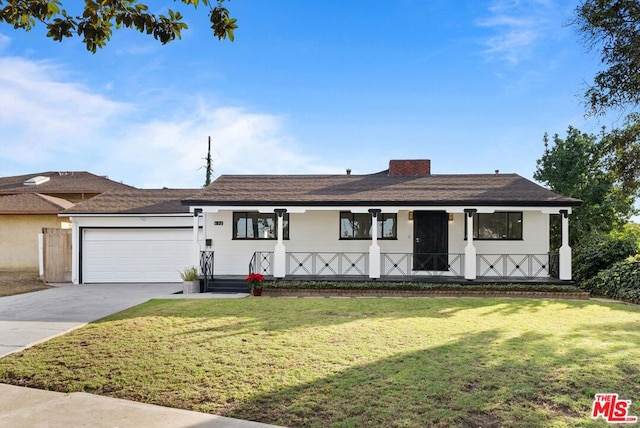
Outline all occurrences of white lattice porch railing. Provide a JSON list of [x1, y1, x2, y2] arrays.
[[249, 251, 558, 279], [286, 252, 369, 276], [249, 251, 274, 275], [476, 253, 558, 278], [381, 253, 464, 277]]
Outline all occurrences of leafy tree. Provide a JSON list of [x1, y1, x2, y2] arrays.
[[574, 0, 640, 115], [600, 113, 640, 195], [573, 1, 640, 194], [0, 0, 237, 52], [534, 126, 636, 248]]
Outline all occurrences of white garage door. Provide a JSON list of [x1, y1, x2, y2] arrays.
[[82, 229, 193, 283]]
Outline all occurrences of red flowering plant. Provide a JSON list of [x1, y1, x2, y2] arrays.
[[246, 272, 265, 290]]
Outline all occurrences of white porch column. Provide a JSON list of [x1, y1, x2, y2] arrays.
[[368, 209, 381, 279], [273, 209, 287, 278], [464, 209, 477, 280], [559, 209, 572, 280], [192, 209, 202, 273]]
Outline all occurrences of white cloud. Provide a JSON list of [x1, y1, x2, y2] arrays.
[[0, 56, 334, 188], [476, 0, 556, 66], [0, 56, 129, 166], [110, 100, 332, 188]]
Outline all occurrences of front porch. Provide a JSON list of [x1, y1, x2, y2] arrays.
[[198, 250, 567, 293], [249, 251, 560, 280]]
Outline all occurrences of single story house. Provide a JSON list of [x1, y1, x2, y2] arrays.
[[183, 159, 581, 282], [63, 189, 201, 283], [0, 171, 133, 270]]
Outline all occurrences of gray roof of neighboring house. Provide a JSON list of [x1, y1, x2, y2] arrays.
[[0, 193, 75, 214], [63, 189, 200, 214], [183, 172, 582, 207], [0, 172, 134, 195]]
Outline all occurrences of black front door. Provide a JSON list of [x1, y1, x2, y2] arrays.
[[413, 211, 448, 271]]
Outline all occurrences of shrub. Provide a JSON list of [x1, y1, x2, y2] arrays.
[[179, 266, 199, 281], [264, 280, 582, 293], [572, 232, 638, 284], [582, 255, 640, 303]]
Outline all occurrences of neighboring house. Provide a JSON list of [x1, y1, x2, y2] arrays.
[[183, 159, 581, 282], [63, 189, 201, 284], [0, 193, 74, 269], [0, 171, 133, 270]]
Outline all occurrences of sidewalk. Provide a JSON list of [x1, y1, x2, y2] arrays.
[[0, 383, 283, 428]]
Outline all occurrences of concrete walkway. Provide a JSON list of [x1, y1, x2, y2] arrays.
[[0, 383, 280, 428], [0, 284, 278, 428]]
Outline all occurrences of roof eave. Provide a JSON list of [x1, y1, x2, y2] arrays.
[[0, 211, 66, 215], [182, 199, 582, 207], [62, 211, 191, 216]]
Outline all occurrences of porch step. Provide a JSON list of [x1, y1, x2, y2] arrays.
[[202, 278, 250, 293]]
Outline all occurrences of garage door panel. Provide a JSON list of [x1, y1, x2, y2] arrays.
[[83, 229, 193, 283]]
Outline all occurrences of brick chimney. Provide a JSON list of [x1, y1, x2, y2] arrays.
[[388, 159, 431, 176]]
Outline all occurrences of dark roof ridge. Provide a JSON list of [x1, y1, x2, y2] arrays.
[[214, 172, 522, 178]]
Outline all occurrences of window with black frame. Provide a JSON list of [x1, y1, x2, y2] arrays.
[[339, 212, 397, 239], [465, 212, 522, 240], [233, 212, 289, 239]]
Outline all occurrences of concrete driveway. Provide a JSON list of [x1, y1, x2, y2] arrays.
[[0, 284, 280, 428], [0, 283, 181, 357]]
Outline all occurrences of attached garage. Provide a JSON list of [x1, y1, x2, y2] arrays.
[[81, 228, 193, 283], [62, 189, 201, 284]]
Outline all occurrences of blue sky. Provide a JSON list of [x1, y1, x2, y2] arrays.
[[0, 0, 614, 189]]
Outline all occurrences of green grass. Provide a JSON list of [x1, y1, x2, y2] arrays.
[[1, 298, 639, 427]]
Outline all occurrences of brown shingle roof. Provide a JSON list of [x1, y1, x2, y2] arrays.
[[63, 189, 200, 214], [0, 172, 134, 195], [183, 173, 581, 207], [0, 193, 74, 214]]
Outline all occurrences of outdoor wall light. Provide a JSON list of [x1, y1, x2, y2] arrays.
[[448, 213, 454, 221], [408, 211, 414, 221]]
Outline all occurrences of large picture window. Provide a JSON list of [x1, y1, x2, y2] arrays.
[[233, 212, 289, 240], [467, 212, 522, 240], [340, 212, 397, 239]]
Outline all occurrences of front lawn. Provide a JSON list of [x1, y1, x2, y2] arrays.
[[1, 297, 639, 427]]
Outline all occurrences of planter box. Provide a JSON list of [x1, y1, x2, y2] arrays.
[[183, 280, 200, 294]]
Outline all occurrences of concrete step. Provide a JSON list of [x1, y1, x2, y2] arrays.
[[202, 279, 250, 293]]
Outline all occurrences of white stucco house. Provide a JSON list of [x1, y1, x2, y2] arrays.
[[62, 160, 580, 285], [183, 159, 581, 283]]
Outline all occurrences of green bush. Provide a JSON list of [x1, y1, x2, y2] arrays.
[[572, 233, 638, 284], [179, 266, 199, 281], [582, 255, 640, 303], [264, 280, 582, 293]]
